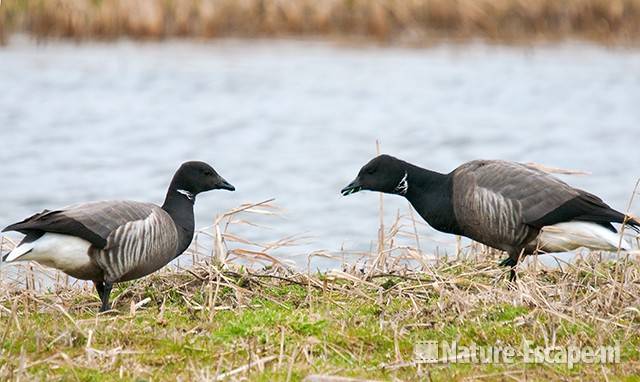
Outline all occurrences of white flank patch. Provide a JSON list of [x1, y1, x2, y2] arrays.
[[537, 221, 631, 253], [4, 233, 92, 273]]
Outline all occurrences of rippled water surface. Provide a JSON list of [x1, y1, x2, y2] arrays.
[[1, 38, 639, 268]]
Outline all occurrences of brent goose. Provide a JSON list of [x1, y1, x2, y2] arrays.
[[2, 161, 235, 312], [341, 155, 639, 280]]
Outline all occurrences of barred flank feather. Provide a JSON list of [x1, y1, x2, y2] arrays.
[[95, 208, 178, 283]]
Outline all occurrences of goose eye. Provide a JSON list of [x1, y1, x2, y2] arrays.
[[366, 168, 376, 175], [204, 170, 213, 176]]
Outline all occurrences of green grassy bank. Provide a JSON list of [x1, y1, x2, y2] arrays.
[[1, 254, 638, 381]]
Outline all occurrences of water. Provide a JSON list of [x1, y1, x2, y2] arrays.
[[1, 37, 639, 270]]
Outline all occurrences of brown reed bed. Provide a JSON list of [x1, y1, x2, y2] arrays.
[[1, 0, 640, 45], [1, 195, 639, 380]]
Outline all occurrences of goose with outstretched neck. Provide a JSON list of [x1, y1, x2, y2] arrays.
[[342, 155, 639, 280]]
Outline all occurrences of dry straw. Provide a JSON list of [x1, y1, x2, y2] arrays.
[[1, 158, 639, 378], [1, 187, 639, 378], [2, 0, 640, 44]]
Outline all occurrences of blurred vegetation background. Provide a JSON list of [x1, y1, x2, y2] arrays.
[[1, 0, 640, 44]]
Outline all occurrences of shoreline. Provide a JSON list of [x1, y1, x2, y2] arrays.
[[2, 0, 640, 47]]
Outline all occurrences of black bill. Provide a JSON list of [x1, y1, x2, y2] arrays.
[[341, 179, 362, 196], [219, 178, 236, 191]]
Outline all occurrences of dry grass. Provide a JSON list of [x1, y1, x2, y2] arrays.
[[2, 0, 640, 45], [1, 195, 639, 380]]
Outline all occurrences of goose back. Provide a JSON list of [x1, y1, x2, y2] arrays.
[[451, 160, 579, 252], [3, 201, 159, 249], [4, 201, 179, 283]]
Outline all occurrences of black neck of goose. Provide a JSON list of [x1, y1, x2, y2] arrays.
[[402, 163, 462, 235], [162, 185, 196, 256]]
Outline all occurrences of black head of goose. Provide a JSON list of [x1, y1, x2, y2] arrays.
[[2, 161, 234, 312], [342, 154, 640, 281]]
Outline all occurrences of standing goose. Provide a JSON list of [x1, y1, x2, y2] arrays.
[[341, 155, 639, 280], [2, 161, 235, 312]]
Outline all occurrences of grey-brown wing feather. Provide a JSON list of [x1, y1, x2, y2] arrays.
[[92, 207, 178, 283], [3, 201, 157, 249], [451, 160, 579, 251]]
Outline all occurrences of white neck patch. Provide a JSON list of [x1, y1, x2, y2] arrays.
[[393, 172, 409, 195], [177, 189, 194, 201]]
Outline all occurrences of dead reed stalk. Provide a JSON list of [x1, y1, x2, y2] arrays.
[[2, 0, 640, 44], [0, 185, 638, 379]]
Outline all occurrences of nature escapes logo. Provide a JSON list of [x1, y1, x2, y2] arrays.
[[414, 340, 620, 369]]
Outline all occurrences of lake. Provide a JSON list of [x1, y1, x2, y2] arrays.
[[1, 37, 639, 270]]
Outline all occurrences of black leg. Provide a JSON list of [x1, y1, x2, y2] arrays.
[[94, 281, 113, 312], [499, 255, 518, 282], [95, 281, 104, 301], [100, 283, 113, 312], [499, 257, 516, 268]]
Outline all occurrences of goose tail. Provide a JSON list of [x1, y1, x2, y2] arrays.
[[2, 242, 34, 262], [623, 215, 640, 233], [2, 231, 45, 263], [537, 221, 634, 253]]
